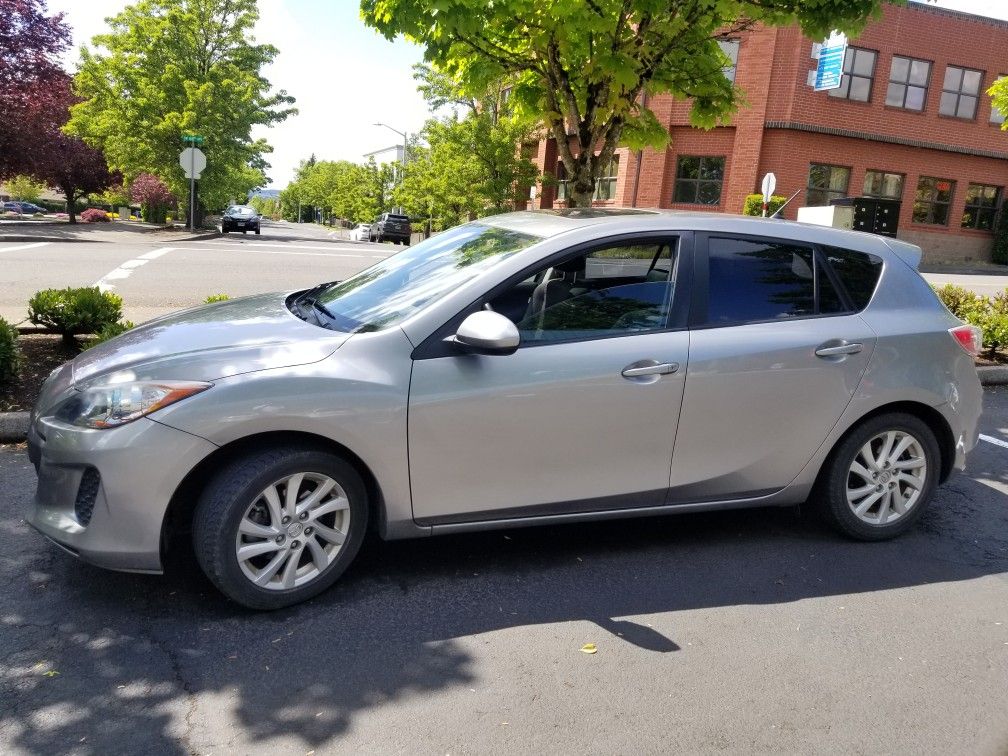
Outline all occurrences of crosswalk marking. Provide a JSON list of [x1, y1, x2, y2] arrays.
[[0, 242, 51, 253], [95, 247, 174, 292], [979, 433, 1008, 449]]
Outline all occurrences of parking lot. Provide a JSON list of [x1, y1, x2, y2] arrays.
[[1, 387, 1006, 754]]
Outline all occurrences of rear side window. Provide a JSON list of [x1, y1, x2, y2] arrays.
[[822, 246, 883, 310], [706, 237, 818, 324]]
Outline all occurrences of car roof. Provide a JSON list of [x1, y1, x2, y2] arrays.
[[477, 209, 921, 268]]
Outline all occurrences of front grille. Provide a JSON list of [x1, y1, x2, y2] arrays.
[[74, 468, 101, 527]]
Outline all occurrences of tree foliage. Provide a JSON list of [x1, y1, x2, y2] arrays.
[[0, 0, 71, 180], [66, 0, 296, 212], [280, 157, 394, 224], [363, 0, 892, 207], [5, 175, 46, 203]]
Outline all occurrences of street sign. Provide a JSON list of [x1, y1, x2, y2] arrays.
[[182, 134, 204, 146], [814, 31, 847, 91], [761, 173, 777, 204], [179, 147, 206, 179]]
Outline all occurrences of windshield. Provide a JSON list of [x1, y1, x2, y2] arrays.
[[313, 223, 540, 332], [226, 206, 256, 218]]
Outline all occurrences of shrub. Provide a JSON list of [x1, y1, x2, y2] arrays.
[[131, 173, 174, 224], [28, 287, 123, 345], [743, 193, 788, 217], [933, 284, 986, 321], [83, 320, 135, 350], [81, 207, 111, 223], [0, 317, 20, 385], [204, 294, 230, 304]]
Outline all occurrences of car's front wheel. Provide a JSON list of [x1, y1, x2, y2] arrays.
[[816, 412, 939, 541], [192, 445, 368, 609]]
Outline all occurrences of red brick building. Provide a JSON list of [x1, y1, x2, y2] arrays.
[[530, 2, 1008, 264]]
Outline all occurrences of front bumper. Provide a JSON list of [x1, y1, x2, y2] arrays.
[[27, 415, 217, 573]]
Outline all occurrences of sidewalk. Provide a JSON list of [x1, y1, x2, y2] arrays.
[[0, 219, 219, 243]]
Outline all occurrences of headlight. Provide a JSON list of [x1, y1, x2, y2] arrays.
[[54, 381, 212, 429]]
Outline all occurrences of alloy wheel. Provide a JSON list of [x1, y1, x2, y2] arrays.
[[234, 472, 350, 590], [845, 430, 928, 526]]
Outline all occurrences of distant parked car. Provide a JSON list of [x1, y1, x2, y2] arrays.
[[369, 212, 411, 244], [3, 201, 46, 214], [221, 205, 261, 235], [349, 222, 371, 242]]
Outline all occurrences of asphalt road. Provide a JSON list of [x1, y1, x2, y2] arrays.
[[1, 388, 1006, 754], [0, 220, 394, 325], [1, 220, 1005, 327]]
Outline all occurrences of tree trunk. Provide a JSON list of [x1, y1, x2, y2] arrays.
[[64, 188, 77, 224], [567, 161, 597, 208]]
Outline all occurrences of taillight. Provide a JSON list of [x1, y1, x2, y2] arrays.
[[949, 324, 982, 357]]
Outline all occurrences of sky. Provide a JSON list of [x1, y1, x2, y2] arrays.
[[46, 0, 1008, 191]]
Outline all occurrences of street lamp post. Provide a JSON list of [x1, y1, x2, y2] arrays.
[[373, 122, 408, 169]]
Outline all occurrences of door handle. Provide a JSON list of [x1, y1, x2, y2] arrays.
[[621, 361, 679, 378], [815, 341, 863, 357]]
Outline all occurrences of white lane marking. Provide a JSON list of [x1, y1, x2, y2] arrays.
[[979, 434, 1008, 449], [95, 246, 174, 292], [199, 240, 378, 253], [0, 242, 51, 253]]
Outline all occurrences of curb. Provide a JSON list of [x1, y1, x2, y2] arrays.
[[2, 368, 1005, 444], [0, 235, 92, 244], [0, 412, 29, 443]]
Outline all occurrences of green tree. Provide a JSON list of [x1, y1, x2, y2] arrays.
[[66, 0, 295, 216], [5, 175, 46, 204], [281, 156, 394, 224], [363, 0, 892, 207]]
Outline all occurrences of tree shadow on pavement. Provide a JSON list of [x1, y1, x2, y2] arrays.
[[1, 441, 1005, 753]]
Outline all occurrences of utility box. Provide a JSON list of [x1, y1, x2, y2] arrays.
[[796, 204, 854, 230], [830, 197, 901, 237]]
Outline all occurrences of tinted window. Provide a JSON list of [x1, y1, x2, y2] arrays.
[[817, 257, 847, 314], [822, 247, 883, 310], [706, 238, 817, 324]]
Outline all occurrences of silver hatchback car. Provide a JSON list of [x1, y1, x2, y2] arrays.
[[27, 210, 983, 608]]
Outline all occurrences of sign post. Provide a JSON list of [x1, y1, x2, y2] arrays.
[[761, 172, 777, 217], [180, 135, 206, 231], [814, 31, 848, 92]]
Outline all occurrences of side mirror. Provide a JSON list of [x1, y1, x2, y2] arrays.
[[452, 311, 520, 355]]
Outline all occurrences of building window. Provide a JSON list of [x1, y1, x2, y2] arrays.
[[885, 55, 931, 111], [673, 156, 726, 205], [828, 46, 877, 102], [961, 184, 1001, 230], [913, 176, 955, 225], [863, 170, 904, 200], [940, 65, 983, 120], [555, 154, 619, 202], [991, 75, 1006, 125], [718, 40, 739, 83], [806, 163, 850, 206]]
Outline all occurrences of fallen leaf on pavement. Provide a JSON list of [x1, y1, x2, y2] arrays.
[[581, 643, 597, 654]]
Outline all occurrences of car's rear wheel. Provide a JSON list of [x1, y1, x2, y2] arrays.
[[192, 445, 368, 609], [816, 412, 939, 541]]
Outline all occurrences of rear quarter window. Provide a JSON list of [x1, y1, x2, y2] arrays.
[[822, 246, 884, 310]]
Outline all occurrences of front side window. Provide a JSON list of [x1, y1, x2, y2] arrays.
[[828, 46, 877, 102], [314, 223, 540, 332], [704, 237, 846, 325], [940, 65, 983, 119], [913, 176, 955, 225], [863, 170, 904, 200], [961, 183, 1001, 230], [488, 240, 678, 343], [718, 39, 740, 83], [807, 163, 850, 206], [886, 55, 931, 111], [673, 156, 726, 205]]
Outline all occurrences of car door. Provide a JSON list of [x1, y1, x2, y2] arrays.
[[408, 234, 692, 525], [669, 232, 877, 501]]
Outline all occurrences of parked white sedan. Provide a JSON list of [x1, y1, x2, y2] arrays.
[[349, 222, 371, 242]]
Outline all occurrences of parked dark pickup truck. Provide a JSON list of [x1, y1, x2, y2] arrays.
[[369, 213, 411, 245]]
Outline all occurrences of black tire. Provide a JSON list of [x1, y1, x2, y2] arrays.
[[814, 412, 940, 541], [192, 445, 369, 609], [254, 228, 260, 235]]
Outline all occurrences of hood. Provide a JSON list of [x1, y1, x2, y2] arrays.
[[72, 292, 349, 385]]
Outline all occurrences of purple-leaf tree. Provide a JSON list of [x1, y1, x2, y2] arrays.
[[130, 173, 174, 224], [0, 0, 71, 179]]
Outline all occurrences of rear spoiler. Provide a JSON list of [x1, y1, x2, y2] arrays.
[[882, 238, 923, 270]]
